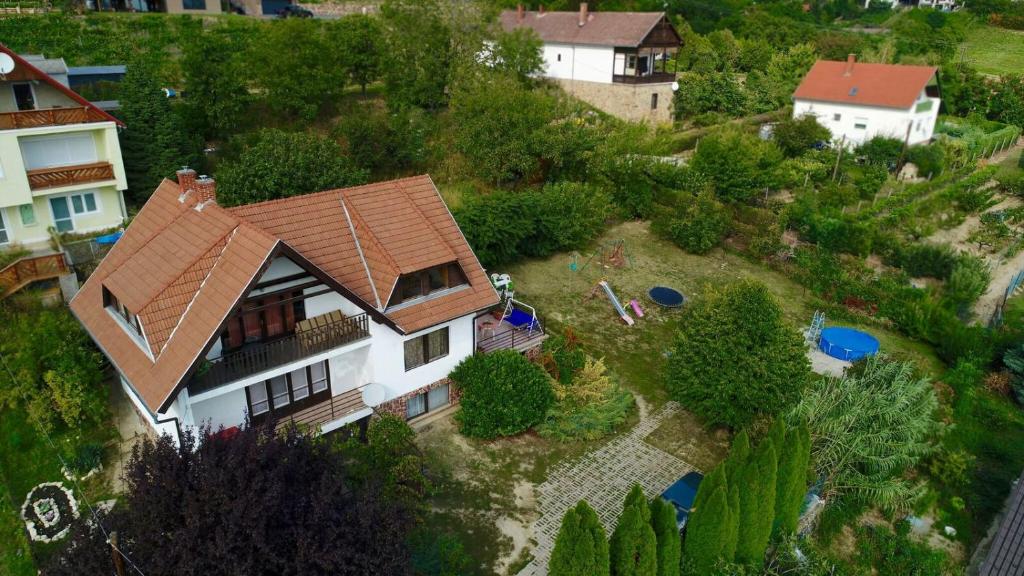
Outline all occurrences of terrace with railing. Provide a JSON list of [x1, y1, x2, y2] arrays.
[[26, 161, 116, 191], [0, 106, 108, 130], [190, 312, 371, 394], [0, 252, 68, 298]]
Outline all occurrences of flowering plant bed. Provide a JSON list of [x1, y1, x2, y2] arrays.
[[21, 481, 80, 543]]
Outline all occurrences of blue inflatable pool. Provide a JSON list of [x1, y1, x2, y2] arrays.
[[818, 327, 880, 361]]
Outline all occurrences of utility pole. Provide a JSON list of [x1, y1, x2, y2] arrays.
[[110, 531, 126, 576], [896, 122, 912, 171]]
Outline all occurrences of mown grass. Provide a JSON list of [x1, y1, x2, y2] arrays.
[[962, 25, 1024, 76], [0, 407, 117, 574]]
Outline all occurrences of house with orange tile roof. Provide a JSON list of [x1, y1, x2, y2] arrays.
[[70, 170, 546, 444], [792, 55, 941, 148], [499, 3, 681, 123]]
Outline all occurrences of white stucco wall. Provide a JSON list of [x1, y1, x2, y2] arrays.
[[541, 42, 614, 84], [185, 258, 479, 433], [793, 90, 940, 148]]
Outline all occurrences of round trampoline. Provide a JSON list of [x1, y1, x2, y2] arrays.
[[818, 327, 880, 362], [648, 286, 686, 308]]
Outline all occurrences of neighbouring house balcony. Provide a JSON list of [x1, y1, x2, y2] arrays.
[[0, 107, 110, 130], [190, 312, 370, 394], [612, 72, 677, 85], [271, 384, 371, 435], [0, 252, 68, 298], [476, 305, 547, 354], [27, 161, 116, 191]]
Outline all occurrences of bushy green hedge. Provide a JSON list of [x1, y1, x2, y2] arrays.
[[652, 190, 730, 254], [454, 182, 610, 269], [451, 351, 554, 439]]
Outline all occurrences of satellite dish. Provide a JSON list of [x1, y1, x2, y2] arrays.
[[0, 53, 15, 76], [361, 383, 386, 407], [671, 81, 680, 92]]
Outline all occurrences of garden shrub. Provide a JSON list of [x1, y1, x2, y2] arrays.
[[907, 143, 947, 179], [852, 521, 952, 576], [67, 442, 105, 475], [773, 114, 831, 158], [409, 530, 473, 576], [335, 105, 428, 175], [857, 137, 903, 168], [655, 190, 730, 255], [853, 164, 889, 199], [898, 243, 959, 279], [999, 171, 1024, 198], [450, 350, 553, 439], [541, 329, 586, 385], [944, 254, 991, 313], [454, 182, 610, 269], [539, 357, 634, 442], [691, 127, 784, 204], [666, 279, 811, 428]]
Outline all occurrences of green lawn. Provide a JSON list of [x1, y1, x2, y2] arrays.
[[0, 406, 117, 575], [962, 25, 1024, 76]]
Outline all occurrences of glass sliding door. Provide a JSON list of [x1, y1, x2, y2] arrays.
[[49, 196, 74, 233]]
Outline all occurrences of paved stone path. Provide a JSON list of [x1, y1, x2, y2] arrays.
[[520, 402, 695, 575]]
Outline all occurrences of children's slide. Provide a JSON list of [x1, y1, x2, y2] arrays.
[[599, 281, 634, 326], [630, 299, 644, 318]]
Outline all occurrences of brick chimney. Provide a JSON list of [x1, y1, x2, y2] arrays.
[[578, 2, 588, 26], [517, 3, 524, 22], [844, 54, 856, 76], [176, 167, 197, 195], [194, 175, 216, 207]]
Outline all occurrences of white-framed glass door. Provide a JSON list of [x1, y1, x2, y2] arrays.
[[49, 196, 74, 233], [0, 209, 9, 244]]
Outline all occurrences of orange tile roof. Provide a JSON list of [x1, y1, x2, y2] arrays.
[[72, 175, 498, 414], [793, 59, 937, 110]]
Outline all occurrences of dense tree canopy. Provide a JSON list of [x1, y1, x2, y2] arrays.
[[450, 350, 554, 439], [550, 500, 611, 576], [790, 355, 940, 511], [215, 129, 367, 206], [690, 127, 783, 203], [47, 423, 418, 575], [666, 279, 811, 428], [331, 14, 386, 94]]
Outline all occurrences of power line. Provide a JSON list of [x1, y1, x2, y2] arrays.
[[0, 350, 147, 576]]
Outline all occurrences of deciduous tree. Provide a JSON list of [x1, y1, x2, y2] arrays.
[[331, 14, 385, 94]]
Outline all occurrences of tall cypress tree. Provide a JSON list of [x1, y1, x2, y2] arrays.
[[683, 465, 735, 571], [726, 429, 751, 481], [611, 485, 657, 576], [650, 497, 681, 576], [118, 57, 198, 204], [550, 500, 610, 576], [774, 421, 811, 535], [735, 437, 777, 567]]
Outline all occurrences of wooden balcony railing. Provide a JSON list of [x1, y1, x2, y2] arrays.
[[0, 253, 68, 298], [26, 162, 115, 191], [272, 385, 372, 435], [0, 107, 109, 130], [190, 312, 371, 394]]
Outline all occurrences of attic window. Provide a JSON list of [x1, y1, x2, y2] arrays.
[[388, 262, 468, 308], [103, 286, 142, 337], [849, 87, 859, 97]]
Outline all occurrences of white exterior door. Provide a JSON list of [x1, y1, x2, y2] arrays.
[[49, 196, 74, 233], [0, 208, 9, 244], [20, 133, 98, 170]]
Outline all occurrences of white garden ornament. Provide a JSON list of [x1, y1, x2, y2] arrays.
[[21, 482, 80, 543]]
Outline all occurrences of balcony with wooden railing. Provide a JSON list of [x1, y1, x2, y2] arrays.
[[27, 161, 116, 191], [0, 252, 68, 298], [190, 312, 371, 395], [0, 106, 109, 130]]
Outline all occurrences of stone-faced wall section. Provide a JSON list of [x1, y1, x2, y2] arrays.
[[557, 79, 675, 125]]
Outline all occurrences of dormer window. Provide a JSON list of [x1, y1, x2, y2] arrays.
[[103, 286, 142, 337], [388, 262, 468, 308]]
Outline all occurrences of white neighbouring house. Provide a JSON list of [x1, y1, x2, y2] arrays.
[[792, 56, 941, 148], [499, 3, 681, 124], [71, 171, 547, 445]]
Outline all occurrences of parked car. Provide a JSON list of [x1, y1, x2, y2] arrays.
[[660, 471, 704, 533], [277, 4, 313, 18]]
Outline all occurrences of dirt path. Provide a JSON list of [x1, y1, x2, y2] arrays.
[[974, 248, 1024, 323]]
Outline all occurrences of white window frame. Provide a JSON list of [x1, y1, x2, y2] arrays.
[[69, 191, 100, 215], [19, 132, 98, 170], [0, 209, 9, 245], [47, 191, 102, 232]]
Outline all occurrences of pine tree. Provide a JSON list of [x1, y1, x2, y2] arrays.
[[118, 57, 198, 203], [735, 437, 777, 567], [774, 421, 811, 535], [650, 497, 681, 576], [550, 500, 610, 576], [611, 485, 658, 576]]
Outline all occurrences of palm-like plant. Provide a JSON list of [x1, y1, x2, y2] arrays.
[[789, 355, 941, 512]]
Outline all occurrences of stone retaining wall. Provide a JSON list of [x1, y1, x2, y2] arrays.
[[556, 78, 675, 125]]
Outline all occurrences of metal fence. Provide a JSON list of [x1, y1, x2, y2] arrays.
[[991, 269, 1024, 328]]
